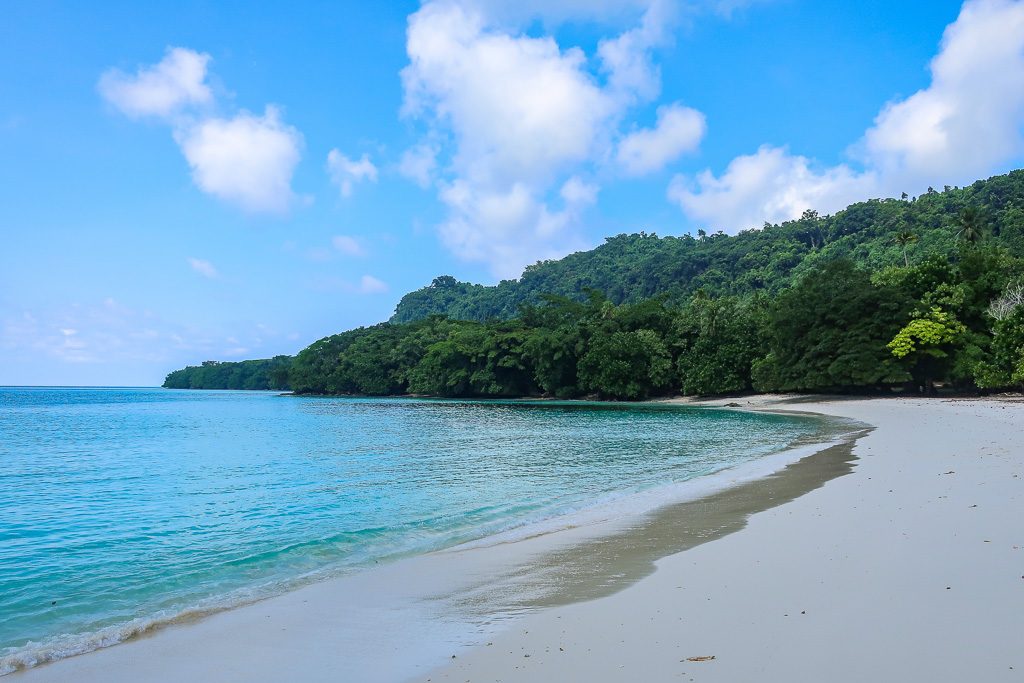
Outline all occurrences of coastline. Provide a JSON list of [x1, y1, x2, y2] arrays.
[[7, 400, 853, 682], [11, 396, 1022, 681], [429, 395, 1024, 682]]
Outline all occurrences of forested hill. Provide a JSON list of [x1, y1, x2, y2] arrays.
[[165, 169, 1024, 399], [391, 171, 1024, 323]]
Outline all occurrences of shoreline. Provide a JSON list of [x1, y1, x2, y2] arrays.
[[429, 395, 1024, 682], [10, 396, 1022, 681], [7, 401, 857, 682]]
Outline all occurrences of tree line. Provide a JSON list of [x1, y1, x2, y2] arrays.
[[277, 242, 1023, 399], [163, 356, 292, 390], [164, 170, 1024, 398]]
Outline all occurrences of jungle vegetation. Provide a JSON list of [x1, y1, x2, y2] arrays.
[[164, 170, 1024, 399]]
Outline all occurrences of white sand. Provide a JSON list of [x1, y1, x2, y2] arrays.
[[428, 396, 1024, 682], [11, 397, 1023, 682]]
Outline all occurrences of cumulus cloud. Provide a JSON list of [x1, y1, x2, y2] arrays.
[[669, 146, 879, 230], [436, 179, 595, 276], [187, 257, 219, 278], [402, 0, 695, 277], [403, 2, 617, 185], [98, 47, 212, 119], [617, 102, 706, 175], [100, 48, 304, 215], [862, 0, 1024, 183], [332, 235, 367, 257], [176, 107, 303, 214], [326, 150, 378, 197], [671, 0, 1024, 233]]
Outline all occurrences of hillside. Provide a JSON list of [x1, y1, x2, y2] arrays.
[[165, 169, 1024, 399], [391, 171, 1024, 323]]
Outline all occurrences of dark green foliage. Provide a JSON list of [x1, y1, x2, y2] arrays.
[[167, 170, 1024, 399], [162, 356, 292, 390], [392, 172, 1024, 324], [974, 308, 1024, 389], [752, 260, 912, 392], [672, 295, 766, 395]]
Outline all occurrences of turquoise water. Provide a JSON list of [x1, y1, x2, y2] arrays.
[[0, 387, 827, 673]]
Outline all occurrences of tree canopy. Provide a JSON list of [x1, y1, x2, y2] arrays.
[[165, 170, 1024, 397]]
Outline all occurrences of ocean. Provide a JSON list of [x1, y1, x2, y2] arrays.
[[0, 387, 831, 674]]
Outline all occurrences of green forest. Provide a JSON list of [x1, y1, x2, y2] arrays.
[[165, 170, 1024, 399], [163, 356, 292, 391]]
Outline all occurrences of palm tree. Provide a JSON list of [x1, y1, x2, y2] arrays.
[[893, 230, 918, 267], [956, 206, 985, 245]]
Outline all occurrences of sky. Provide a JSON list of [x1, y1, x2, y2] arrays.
[[3, 0, 1024, 386]]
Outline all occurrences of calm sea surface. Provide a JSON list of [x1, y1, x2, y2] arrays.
[[0, 387, 828, 673]]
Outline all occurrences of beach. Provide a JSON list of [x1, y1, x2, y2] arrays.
[[430, 396, 1024, 682], [11, 396, 1023, 682]]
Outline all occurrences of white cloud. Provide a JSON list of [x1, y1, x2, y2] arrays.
[[176, 107, 303, 214], [403, 2, 617, 185], [98, 47, 212, 119], [187, 257, 219, 278], [597, 0, 674, 104], [862, 0, 1024, 183], [671, 0, 1024, 233], [436, 179, 595, 277], [669, 146, 878, 230], [332, 235, 367, 257], [327, 150, 378, 197], [399, 143, 439, 187], [617, 102, 706, 175], [358, 275, 389, 294], [101, 49, 305, 215], [402, 0, 695, 277]]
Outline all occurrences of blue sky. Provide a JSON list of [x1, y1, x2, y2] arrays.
[[3, 0, 1023, 386]]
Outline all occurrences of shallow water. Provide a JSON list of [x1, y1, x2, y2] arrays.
[[0, 387, 829, 673]]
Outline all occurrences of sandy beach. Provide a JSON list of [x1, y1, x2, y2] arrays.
[[11, 396, 1023, 682], [430, 396, 1024, 682]]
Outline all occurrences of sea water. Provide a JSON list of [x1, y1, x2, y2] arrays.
[[0, 387, 829, 674]]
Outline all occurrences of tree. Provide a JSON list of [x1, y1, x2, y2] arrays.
[[752, 260, 912, 392], [888, 307, 967, 393], [988, 282, 1024, 321], [974, 284, 1024, 390], [956, 206, 986, 245], [672, 296, 765, 395], [893, 230, 918, 267], [577, 329, 672, 400]]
